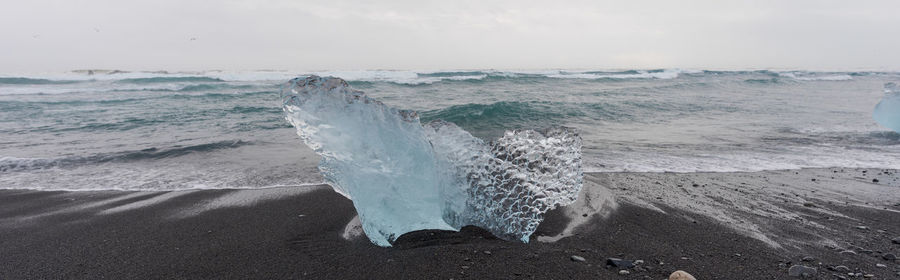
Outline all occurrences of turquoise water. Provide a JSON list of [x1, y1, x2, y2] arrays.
[[1, 69, 898, 190]]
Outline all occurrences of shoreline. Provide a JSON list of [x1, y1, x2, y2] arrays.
[[1, 168, 898, 279]]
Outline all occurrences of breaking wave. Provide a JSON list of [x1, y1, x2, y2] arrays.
[[546, 69, 685, 80], [0, 140, 250, 172], [419, 102, 574, 131], [116, 76, 226, 84], [779, 72, 853, 81], [0, 77, 83, 85], [744, 78, 783, 84]]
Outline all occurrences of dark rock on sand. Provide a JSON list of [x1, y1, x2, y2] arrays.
[[788, 265, 817, 278], [801, 256, 815, 262], [832, 265, 850, 272], [883, 253, 896, 261], [892, 237, 900, 244], [606, 258, 634, 268]]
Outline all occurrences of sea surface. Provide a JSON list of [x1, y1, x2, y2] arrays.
[[1, 69, 899, 191]]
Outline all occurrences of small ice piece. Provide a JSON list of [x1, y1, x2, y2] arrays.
[[282, 76, 583, 246], [874, 83, 900, 133]]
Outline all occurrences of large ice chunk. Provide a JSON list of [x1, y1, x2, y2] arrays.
[[874, 83, 900, 133], [282, 76, 583, 246]]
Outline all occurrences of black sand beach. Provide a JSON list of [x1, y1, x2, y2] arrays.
[[2, 168, 899, 279]]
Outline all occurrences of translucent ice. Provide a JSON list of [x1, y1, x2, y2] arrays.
[[874, 83, 900, 133], [282, 76, 583, 246]]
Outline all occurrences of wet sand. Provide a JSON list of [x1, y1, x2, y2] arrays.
[[1, 168, 898, 279]]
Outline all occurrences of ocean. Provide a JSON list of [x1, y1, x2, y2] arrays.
[[1, 69, 898, 191]]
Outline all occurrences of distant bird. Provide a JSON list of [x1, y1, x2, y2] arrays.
[[32, 34, 39, 39], [190, 37, 197, 41], [94, 27, 100, 33]]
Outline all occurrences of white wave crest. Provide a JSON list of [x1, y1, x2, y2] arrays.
[[779, 72, 853, 81], [546, 69, 683, 80]]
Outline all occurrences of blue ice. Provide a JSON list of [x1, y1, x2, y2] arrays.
[[281, 76, 583, 246], [874, 83, 900, 133]]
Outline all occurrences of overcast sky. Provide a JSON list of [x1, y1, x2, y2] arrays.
[[2, 0, 899, 72]]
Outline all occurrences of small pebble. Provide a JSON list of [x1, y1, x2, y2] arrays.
[[570, 255, 585, 262], [618, 270, 629, 275], [788, 265, 817, 278], [606, 258, 635, 268], [883, 253, 896, 260]]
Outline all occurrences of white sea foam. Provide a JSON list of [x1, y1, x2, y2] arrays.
[[0, 156, 59, 171], [174, 185, 327, 218], [583, 145, 900, 173], [778, 71, 853, 81], [0, 152, 328, 192], [546, 69, 683, 80], [100, 191, 197, 215]]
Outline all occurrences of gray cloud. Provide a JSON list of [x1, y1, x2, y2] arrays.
[[1, 0, 898, 72]]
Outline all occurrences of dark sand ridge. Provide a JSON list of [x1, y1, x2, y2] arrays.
[[1, 168, 898, 279]]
